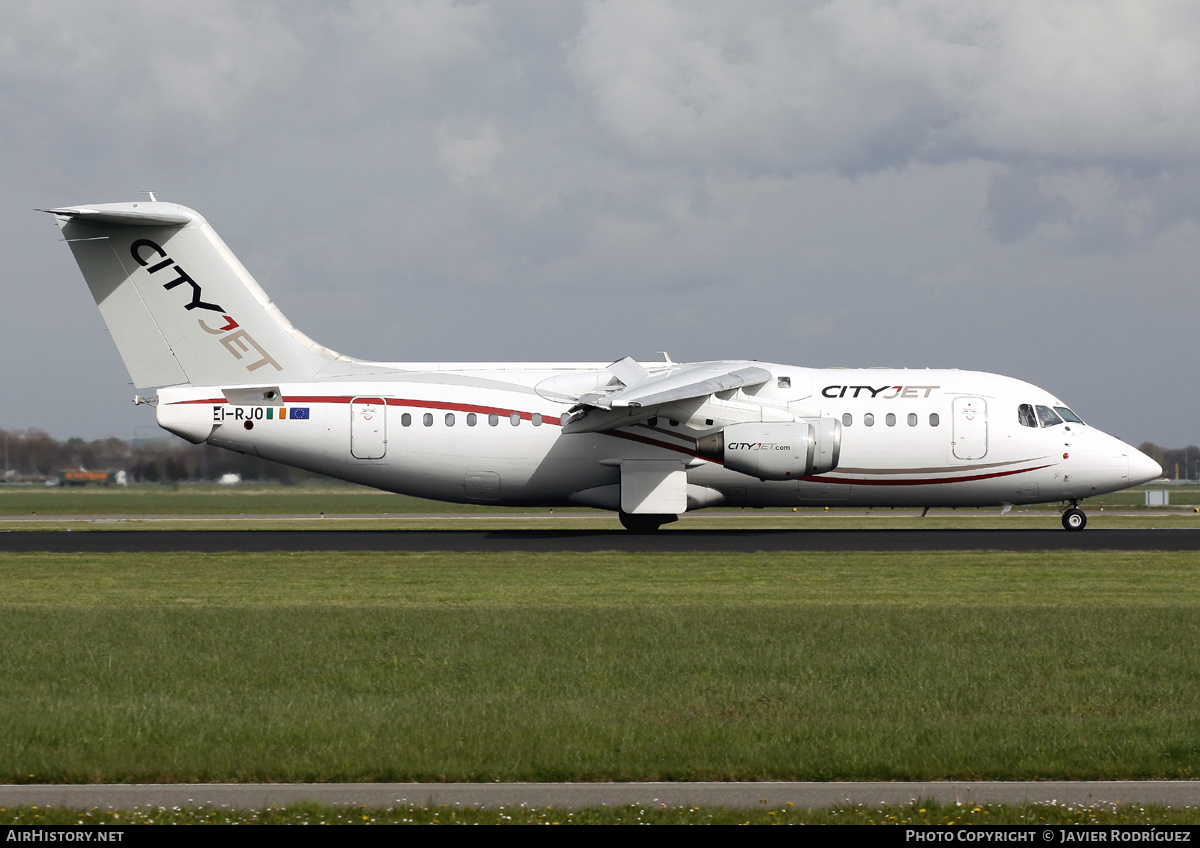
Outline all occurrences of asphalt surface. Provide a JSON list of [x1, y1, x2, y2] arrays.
[[2, 527, 1199, 552], [2, 781, 1199, 810]]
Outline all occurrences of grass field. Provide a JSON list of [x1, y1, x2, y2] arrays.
[[4, 800, 1198, 826], [3, 550, 1200, 784], [0, 483, 504, 515], [2, 481, 1200, 532]]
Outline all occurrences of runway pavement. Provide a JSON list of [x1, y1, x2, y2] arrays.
[[2, 781, 1199, 810], [1, 527, 1198, 552]]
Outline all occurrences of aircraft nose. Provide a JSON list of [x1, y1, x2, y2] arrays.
[[1128, 446, 1163, 486]]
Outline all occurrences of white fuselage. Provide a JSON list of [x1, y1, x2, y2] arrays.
[[156, 363, 1159, 511], [45, 199, 1160, 521]]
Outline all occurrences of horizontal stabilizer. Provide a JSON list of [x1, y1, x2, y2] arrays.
[[43, 205, 194, 227]]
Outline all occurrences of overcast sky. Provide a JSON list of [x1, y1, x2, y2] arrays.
[[4, 0, 1198, 447]]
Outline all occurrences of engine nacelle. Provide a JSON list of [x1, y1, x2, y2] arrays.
[[697, 418, 841, 481], [808, 416, 841, 476]]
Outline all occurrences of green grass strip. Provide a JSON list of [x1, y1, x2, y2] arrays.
[[3, 552, 1200, 783]]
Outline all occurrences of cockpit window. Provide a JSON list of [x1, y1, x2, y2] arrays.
[[1018, 404, 1037, 428], [1036, 405, 1063, 428], [1055, 406, 1084, 424]]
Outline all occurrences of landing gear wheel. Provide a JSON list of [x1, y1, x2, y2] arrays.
[[1062, 508, 1087, 531], [618, 512, 677, 533]]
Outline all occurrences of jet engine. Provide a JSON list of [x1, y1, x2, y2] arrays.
[[696, 418, 841, 481]]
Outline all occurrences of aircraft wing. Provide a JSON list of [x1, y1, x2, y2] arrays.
[[563, 358, 771, 433]]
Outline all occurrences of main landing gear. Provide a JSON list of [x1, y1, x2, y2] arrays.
[[1061, 502, 1087, 531], [618, 512, 679, 533]]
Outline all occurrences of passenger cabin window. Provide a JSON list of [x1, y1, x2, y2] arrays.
[[929, 413, 940, 427], [488, 413, 498, 426], [467, 413, 477, 426], [401, 413, 411, 427], [532, 413, 543, 426], [886, 413, 896, 427], [423, 413, 433, 427], [510, 412, 521, 426], [1036, 405, 1063, 428], [777, 376, 791, 389], [907, 413, 918, 427], [1018, 404, 1037, 428], [864, 413, 874, 427], [842, 413, 852, 426], [445, 413, 455, 426]]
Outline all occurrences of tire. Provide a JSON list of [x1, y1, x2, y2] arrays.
[[1062, 508, 1087, 531]]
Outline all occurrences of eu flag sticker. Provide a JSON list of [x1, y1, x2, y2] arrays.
[[289, 408, 310, 420]]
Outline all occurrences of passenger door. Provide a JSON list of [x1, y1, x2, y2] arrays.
[[952, 397, 987, 460], [351, 397, 387, 459]]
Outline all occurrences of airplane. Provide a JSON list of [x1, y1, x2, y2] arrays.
[[43, 199, 1162, 531]]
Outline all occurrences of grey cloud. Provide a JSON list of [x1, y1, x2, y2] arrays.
[[570, 1, 1200, 175], [986, 164, 1200, 250], [985, 168, 1071, 243], [2, 0, 1197, 448]]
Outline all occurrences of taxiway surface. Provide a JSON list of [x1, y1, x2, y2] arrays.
[[2, 528, 1198, 552]]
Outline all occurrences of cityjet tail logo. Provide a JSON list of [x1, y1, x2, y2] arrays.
[[729, 443, 791, 452], [822, 385, 939, 399], [131, 239, 282, 373]]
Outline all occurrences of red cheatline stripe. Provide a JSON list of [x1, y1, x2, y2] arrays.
[[384, 398, 559, 424], [171, 395, 560, 425], [604, 432, 1052, 484], [277, 396, 353, 404], [161, 400, 1053, 485], [801, 464, 1054, 486]]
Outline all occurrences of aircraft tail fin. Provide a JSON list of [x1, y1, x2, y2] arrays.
[[45, 201, 352, 388]]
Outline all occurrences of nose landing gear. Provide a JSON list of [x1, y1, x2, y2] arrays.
[[1061, 502, 1087, 531]]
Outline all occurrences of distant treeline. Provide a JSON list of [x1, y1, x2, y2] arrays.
[[1137, 443, 1196, 481], [0, 429, 320, 484], [0, 429, 1192, 484]]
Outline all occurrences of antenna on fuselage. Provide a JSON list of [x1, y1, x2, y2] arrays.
[[140, 191, 158, 202]]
